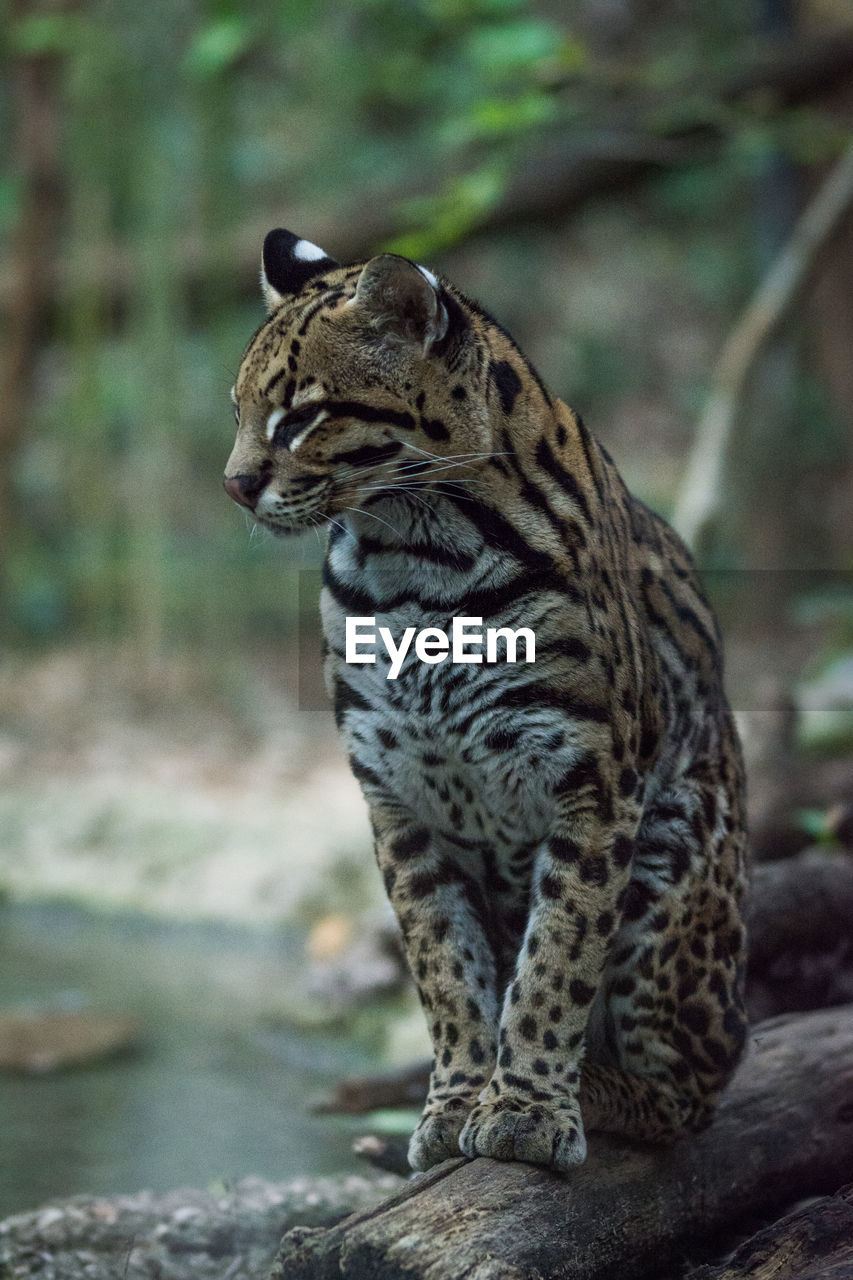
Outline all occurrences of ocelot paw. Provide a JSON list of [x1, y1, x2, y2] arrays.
[[407, 1100, 473, 1172], [458, 1096, 587, 1172]]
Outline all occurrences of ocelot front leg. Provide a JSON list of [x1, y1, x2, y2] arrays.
[[459, 766, 640, 1171], [369, 802, 502, 1171]]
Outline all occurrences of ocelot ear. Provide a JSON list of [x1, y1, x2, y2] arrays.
[[260, 229, 339, 312], [353, 254, 448, 351]]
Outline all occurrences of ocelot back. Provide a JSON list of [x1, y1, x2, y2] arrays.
[[224, 229, 748, 1172]]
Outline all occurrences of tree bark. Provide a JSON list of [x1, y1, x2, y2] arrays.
[[746, 851, 853, 1022], [686, 1184, 853, 1279], [747, 847, 853, 973], [0, 1, 68, 620], [270, 1005, 853, 1280]]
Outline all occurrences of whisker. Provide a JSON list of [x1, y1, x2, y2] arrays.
[[353, 477, 476, 499], [397, 488, 434, 513], [398, 442, 455, 462], [397, 457, 491, 479], [326, 514, 355, 542], [344, 505, 405, 539], [385, 487, 437, 520], [334, 444, 509, 473], [399, 443, 512, 463], [353, 482, 414, 495], [430, 482, 478, 504], [331, 448, 511, 490]]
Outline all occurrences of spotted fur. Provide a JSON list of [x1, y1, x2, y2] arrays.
[[224, 230, 748, 1172]]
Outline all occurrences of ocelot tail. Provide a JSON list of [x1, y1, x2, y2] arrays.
[[224, 229, 748, 1172]]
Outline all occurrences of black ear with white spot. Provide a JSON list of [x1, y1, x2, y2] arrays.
[[261, 229, 339, 312], [354, 254, 448, 352]]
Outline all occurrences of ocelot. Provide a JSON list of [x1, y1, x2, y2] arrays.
[[224, 229, 748, 1172]]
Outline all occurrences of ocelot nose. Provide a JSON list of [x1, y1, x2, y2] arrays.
[[223, 473, 264, 510]]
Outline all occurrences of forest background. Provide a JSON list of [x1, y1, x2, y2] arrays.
[[0, 0, 852, 1217], [3, 0, 852, 655]]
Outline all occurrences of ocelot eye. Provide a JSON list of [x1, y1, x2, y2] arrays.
[[270, 403, 328, 450]]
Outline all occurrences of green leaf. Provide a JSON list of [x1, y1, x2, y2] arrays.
[[552, 37, 587, 75], [390, 160, 508, 258], [465, 18, 562, 78], [9, 14, 82, 55], [185, 17, 253, 80], [796, 809, 834, 842], [427, 0, 525, 18], [464, 90, 556, 140], [361, 1109, 422, 1135], [0, 176, 22, 237]]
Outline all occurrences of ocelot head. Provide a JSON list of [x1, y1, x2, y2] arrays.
[[223, 229, 492, 535]]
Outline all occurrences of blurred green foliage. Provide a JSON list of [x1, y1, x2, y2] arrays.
[[1, 0, 850, 654]]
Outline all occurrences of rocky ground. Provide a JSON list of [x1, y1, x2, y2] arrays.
[[0, 1173, 404, 1280]]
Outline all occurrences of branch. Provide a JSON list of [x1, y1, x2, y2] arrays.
[[460, 31, 853, 244], [672, 138, 853, 552], [311, 1060, 431, 1116], [270, 1006, 853, 1280]]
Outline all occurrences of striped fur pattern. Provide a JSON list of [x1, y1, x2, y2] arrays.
[[224, 230, 748, 1172]]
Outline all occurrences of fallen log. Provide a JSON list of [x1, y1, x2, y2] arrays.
[[746, 847, 853, 972], [311, 1060, 431, 1116], [351, 1134, 412, 1178], [746, 847, 853, 1020], [269, 1005, 853, 1280], [686, 1183, 853, 1279]]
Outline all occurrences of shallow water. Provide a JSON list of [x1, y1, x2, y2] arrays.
[[0, 902, 387, 1218]]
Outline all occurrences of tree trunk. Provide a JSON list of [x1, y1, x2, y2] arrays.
[[0, 1, 68, 628]]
